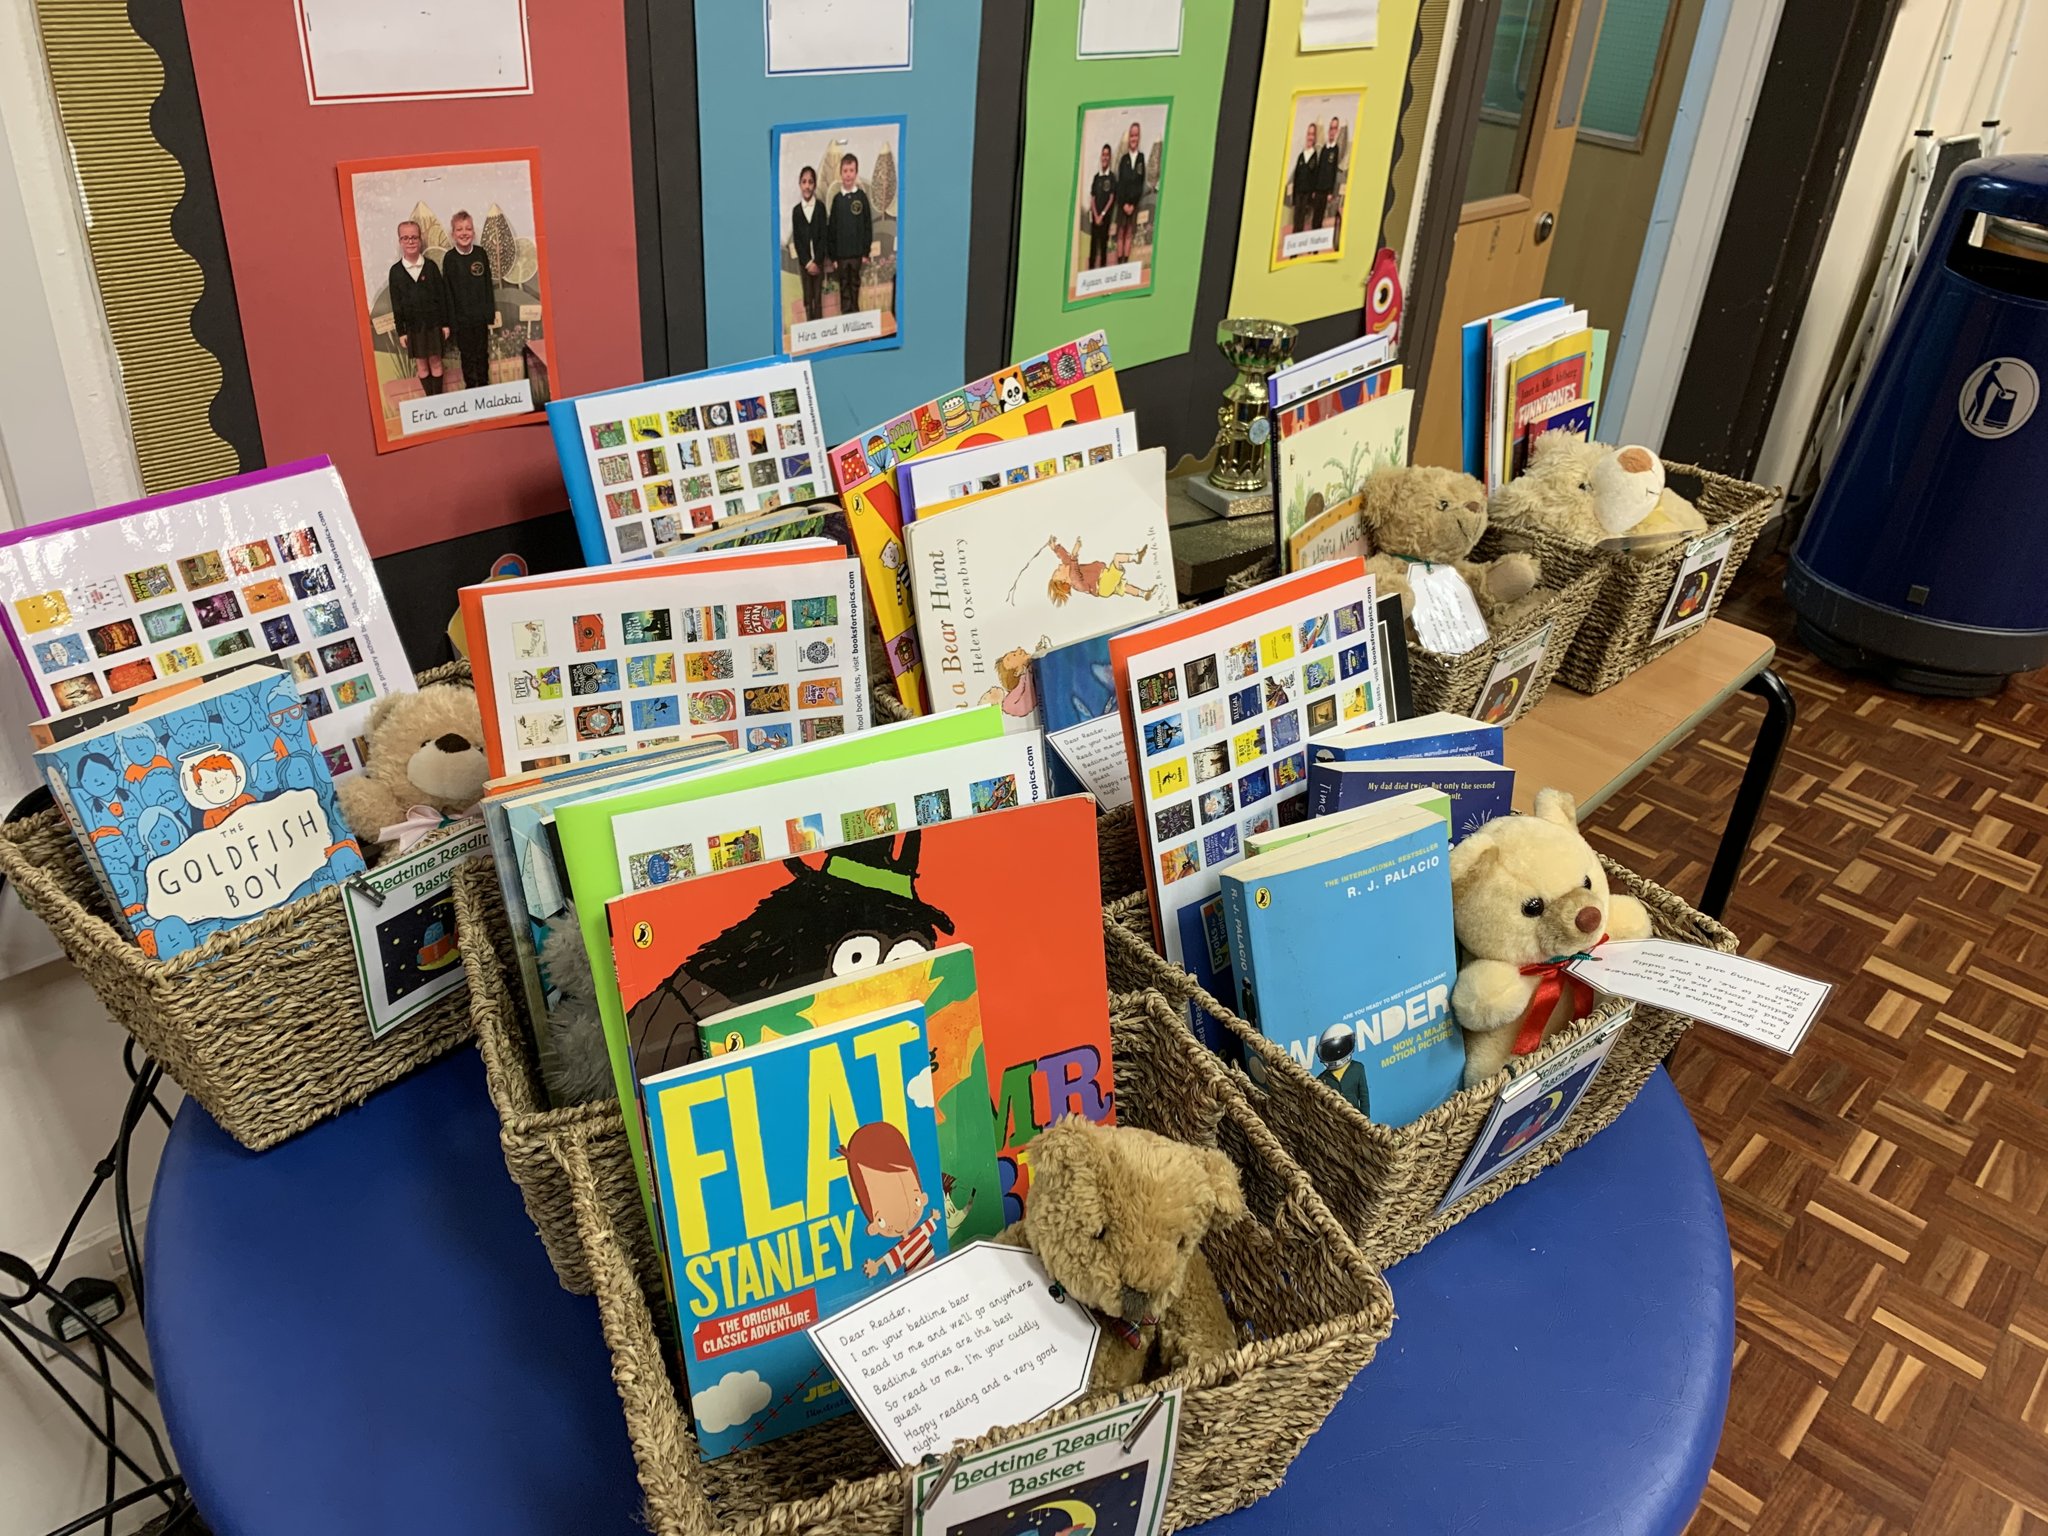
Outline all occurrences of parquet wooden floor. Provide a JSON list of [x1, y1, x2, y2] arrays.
[[1572, 546, 2048, 1535]]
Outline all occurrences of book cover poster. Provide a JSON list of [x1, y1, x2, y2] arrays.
[[607, 800, 1113, 1223], [644, 1004, 942, 1457]]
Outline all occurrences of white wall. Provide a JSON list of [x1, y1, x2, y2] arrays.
[[0, 2, 172, 1531], [1755, 0, 2048, 491]]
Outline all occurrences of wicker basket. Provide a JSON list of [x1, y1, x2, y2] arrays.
[[1404, 548, 1604, 718], [0, 662, 480, 1150], [454, 860, 661, 1295], [1498, 461, 1778, 694], [551, 984, 1396, 1536], [1101, 857, 1736, 1270]]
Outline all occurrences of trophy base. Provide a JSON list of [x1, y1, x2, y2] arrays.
[[1185, 475, 1274, 520]]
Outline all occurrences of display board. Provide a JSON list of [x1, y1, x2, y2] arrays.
[[693, 3, 984, 447], [180, 0, 644, 557], [1010, 0, 1237, 370]]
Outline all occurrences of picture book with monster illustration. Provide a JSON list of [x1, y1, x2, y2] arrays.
[[602, 798, 1114, 1229], [641, 999, 943, 1458]]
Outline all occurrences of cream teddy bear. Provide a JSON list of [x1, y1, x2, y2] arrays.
[[1491, 434, 1706, 551], [1000, 1115, 1244, 1393], [1449, 788, 1653, 1086], [334, 684, 491, 857]]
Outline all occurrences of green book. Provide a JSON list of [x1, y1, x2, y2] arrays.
[[691, 946, 1004, 1249], [555, 706, 1008, 1221]]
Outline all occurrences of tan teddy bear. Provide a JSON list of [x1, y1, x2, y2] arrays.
[[1490, 433, 1706, 551], [334, 684, 491, 857], [1359, 463, 1544, 645], [1448, 788, 1653, 1087], [1000, 1115, 1244, 1393]]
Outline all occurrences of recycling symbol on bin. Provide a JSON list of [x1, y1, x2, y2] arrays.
[[1958, 357, 2040, 440]]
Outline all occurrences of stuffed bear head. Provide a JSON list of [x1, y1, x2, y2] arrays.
[[1449, 788, 1618, 966], [361, 684, 490, 814], [1589, 444, 1666, 535], [1359, 463, 1492, 563], [1017, 1115, 1244, 1326]]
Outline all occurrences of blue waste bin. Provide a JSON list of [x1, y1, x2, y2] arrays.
[[1787, 155, 2048, 696]]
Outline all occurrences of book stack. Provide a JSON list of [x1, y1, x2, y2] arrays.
[[1305, 710, 1515, 843], [1460, 299, 1605, 487], [1271, 333, 1413, 571]]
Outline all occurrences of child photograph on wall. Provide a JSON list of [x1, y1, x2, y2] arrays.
[[1271, 89, 1362, 268], [337, 149, 558, 453], [770, 116, 904, 359], [1066, 99, 1168, 305]]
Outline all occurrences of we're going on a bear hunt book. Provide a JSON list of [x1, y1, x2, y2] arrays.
[[601, 798, 1115, 1231], [640, 999, 945, 1458], [1219, 800, 1463, 1126], [38, 664, 367, 960]]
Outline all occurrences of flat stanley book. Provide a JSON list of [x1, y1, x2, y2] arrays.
[[641, 999, 944, 1459]]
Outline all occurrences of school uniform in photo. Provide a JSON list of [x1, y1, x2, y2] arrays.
[[790, 194, 829, 322], [829, 182, 871, 317], [1313, 139, 1341, 228], [1088, 167, 1115, 268], [1116, 149, 1146, 238], [442, 243, 497, 390], [1291, 148, 1317, 233], [388, 256, 451, 364]]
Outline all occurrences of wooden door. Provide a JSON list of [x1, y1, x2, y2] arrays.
[[1416, 0, 1606, 468]]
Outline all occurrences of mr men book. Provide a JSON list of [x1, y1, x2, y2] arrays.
[[38, 665, 366, 959], [641, 1002, 945, 1458], [602, 798, 1114, 1225], [611, 941, 1003, 1252]]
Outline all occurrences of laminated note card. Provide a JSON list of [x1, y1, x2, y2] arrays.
[[1568, 940, 1830, 1054]]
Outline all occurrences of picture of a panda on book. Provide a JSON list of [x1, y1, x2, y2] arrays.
[[626, 832, 952, 1076]]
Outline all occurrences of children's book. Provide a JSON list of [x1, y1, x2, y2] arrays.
[[640, 1000, 943, 1458], [596, 796, 1113, 1232], [0, 458, 410, 782], [1307, 711, 1504, 766], [1512, 401, 1596, 476], [1220, 802, 1463, 1125], [606, 732, 1050, 890], [1242, 784, 1450, 856], [1306, 754, 1514, 842], [1108, 560, 1384, 1038], [28, 655, 284, 749], [1032, 629, 1131, 808], [459, 543, 864, 779], [1274, 374, 1410, 572], [906, 448, 1176, 732], [553, 709, 1011, 1215], [653, 503, 853, 560], [898, 411, 1141, 523], [626, 938, 1004, 1252], [1460, 299, 1565, 479], [549, 359, 827, 565], [827, 333, 1119, 714], [1269, 331, 1395, 409], [1487, 306, 1587, 488], [38, 664, 366, 959], [1501, 326, 1592, 486]]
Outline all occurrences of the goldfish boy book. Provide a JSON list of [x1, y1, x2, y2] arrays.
[[641, 1001, 943, 1458], [37, 664, 366, 959]]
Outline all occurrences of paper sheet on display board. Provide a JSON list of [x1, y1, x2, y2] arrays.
[[0, 459, 411, 783], [295, 0, 532, 104], [1226, 0, 1423, 324], [1010, 0, 1233, 369], [764, 0, 914, 75]]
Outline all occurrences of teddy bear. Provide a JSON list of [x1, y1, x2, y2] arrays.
[[999, 1115, 1244, 1393], [1490, 433, 1707, 552], [334, 683, 492, 857], [1448, 787, 1654, 1087], [1358, 463, 1545, 648]]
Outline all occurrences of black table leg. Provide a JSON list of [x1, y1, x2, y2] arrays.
[[1699, 668, 1795, 921]]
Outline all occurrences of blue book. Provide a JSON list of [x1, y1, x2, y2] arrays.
[[1307, 711, 1505, 767], [1031, 629, 1129, 802], [1220, 802, 1463, 1126], [37, 665, 366, 960], [642, 997, 942, 1459], [1307, 754, 1514, 843]]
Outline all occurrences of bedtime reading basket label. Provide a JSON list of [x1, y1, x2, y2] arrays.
[[1568, 940, 1830, 1054], [911, 1391, 1181, 1536], [341, 821, 490, 1039], [806, 1242, 1100, 1466]]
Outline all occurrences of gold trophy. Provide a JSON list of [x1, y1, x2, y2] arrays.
[[1208, 318, 1298, 495]]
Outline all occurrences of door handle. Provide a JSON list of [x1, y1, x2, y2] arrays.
[[1535, 212, 1556, 245]]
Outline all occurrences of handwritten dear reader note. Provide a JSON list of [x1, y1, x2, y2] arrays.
[[1568, 939, 1830, 1054], [807, 1241, 1100, 1466]]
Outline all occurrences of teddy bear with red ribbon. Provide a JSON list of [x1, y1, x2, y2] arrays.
[[1448, 787, 1653, 1087]]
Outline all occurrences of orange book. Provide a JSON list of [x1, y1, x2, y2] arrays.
[[604, 796, 1113, 1223]]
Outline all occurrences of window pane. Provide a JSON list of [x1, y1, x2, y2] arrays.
[[1467, 0, 1562, 202], [1581, 0, 1676, 143]]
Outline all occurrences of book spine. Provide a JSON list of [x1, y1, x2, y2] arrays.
[[1219, 876, 1258, 1027]]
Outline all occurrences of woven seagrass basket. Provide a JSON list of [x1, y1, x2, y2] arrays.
[[1496, 461, 1777, 694], [454, 859, 661, 1295], [552, 983, 1395, 1536], [0, 662, 481, 1149], [1101, 856, 1735, 1270]]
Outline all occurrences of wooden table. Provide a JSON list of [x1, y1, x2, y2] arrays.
[[1503, 618, 1793, 918]]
